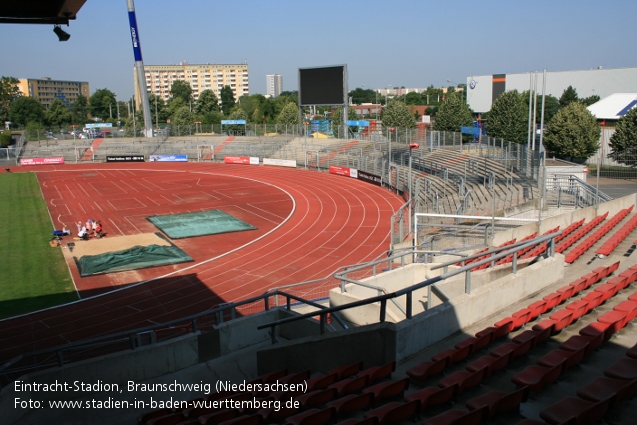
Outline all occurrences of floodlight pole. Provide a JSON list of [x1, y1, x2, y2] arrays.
[[126, 0, 153, 138]]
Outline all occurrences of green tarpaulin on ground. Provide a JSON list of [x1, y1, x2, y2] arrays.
[[148, 209, 256, 239], [77, 244, 193, 277]]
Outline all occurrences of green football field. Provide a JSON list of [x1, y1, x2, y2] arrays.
[[0, 172, 78, 319]]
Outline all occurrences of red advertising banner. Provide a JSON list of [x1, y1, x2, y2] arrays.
[[224, 156, 259, 165], [329, 165, 351, 177], [20, 157, 65, 166]]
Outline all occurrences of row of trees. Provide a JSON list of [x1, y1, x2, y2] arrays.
[[3, 74, 635, 163], [0, 75, 304, 133]]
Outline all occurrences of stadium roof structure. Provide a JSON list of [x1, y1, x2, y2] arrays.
[[588, 93, 637, 121], [0, 0, 86, 25]]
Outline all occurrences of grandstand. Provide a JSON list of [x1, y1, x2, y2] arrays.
[[1, 132, 636, 425]]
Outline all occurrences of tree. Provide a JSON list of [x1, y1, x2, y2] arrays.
[[194, 90, 219, 115], [170, 80, 193, 105], [349, 88, 377, 104], [71, 95, 89, 124], [405, 92, 424, 106], [89, 89, 117, 121], [382, 99, 416, 129], [171, 106, 194, 127], [0, 76, 22, 123], [485, 90, 528, 143], [559, 85, 579, 109], [167, 97, 187, 119], [276, 102, 299, 125], [8, 96, 45, 127], [0, 130, 12, 147], [45, 99, 74, 127], [220, 86, 235, 115], [432, 92, 473, 132], [608, 107, 637, 166], [148, 93, 168, 124], [580, 95, 600, 107], [543, 102, 600, 160], [331, 106, 358, 127]]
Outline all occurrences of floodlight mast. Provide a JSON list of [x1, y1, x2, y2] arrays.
[[126, 0, 153, 138]]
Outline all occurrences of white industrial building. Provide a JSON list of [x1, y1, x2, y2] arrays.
[[466, 67, 637, 114]]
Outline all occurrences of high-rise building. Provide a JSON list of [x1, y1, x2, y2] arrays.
[[266, 74, 282, 98], [17, 77, 90, 109], [135, 62, 249, 105]]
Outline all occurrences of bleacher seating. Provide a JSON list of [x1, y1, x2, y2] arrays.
[[132, 255, 637, 425]]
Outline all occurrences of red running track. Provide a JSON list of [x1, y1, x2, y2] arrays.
[[0, 163, 404, 363]]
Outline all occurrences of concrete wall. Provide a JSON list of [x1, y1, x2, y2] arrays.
[[492, 193, 637, 246], [257, 324, 397, 375], [257, 253, 564, 375]]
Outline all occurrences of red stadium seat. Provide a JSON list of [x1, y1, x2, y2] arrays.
[[362, 378, 409, 405], [604, 358, 637, 380], [527, 299, 548, 320], [406, 357, 447, 382], [327, 362, 363, 380], [325, 393, 373, 418], [404, 384, 458, 412], [437, 368, 485, 396], [613, 300, 637, 323], [577, 376, 637, 409], [328, 375, 368, 397], [540, 397, 610, 425], [363, 400, 419, 425], [465, 354, 509, 378], [511, 363, 563, 392], [537, 348, 585, 371], [294, 388, 338, 409], [548, 309, 574, 332], [358, 361, 395, 385], [559, 335, 598, 355], [465, 386, 529, 418]]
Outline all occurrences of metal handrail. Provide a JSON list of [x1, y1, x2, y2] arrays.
[[257, 232, 561, 342], [0, 288, 340, 385]]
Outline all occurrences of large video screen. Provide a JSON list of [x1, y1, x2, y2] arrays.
[[299, 65, 347, 106]]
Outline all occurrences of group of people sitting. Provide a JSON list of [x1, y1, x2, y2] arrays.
[[76, 219, 104, 240]]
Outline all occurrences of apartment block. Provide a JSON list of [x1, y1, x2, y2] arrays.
[[17, 77, 90, 109], [266, 74, 282, 98], [135, 62, 249, 104]]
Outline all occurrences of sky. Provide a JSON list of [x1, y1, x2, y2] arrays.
[[1, 0, 636, 102]]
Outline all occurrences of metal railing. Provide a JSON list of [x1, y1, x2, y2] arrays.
[[0, 288, 339, 387], [256, 232, 560, 343]]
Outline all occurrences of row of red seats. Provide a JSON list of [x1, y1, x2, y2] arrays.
[[511, 269, 637, 393], [556, 213, 608, 255], [564, 207, 634, 263], [515, 320, 637, 425], [596, 213, 637, 257], [495, 233, 539, 266], [419, 263, 636, 425], [138, 361, 402, 425], [405, 261, 620, 385], [403, 261, 633, 425]]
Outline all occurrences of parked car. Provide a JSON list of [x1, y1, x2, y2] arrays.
[[71, 130, 82, 138]]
